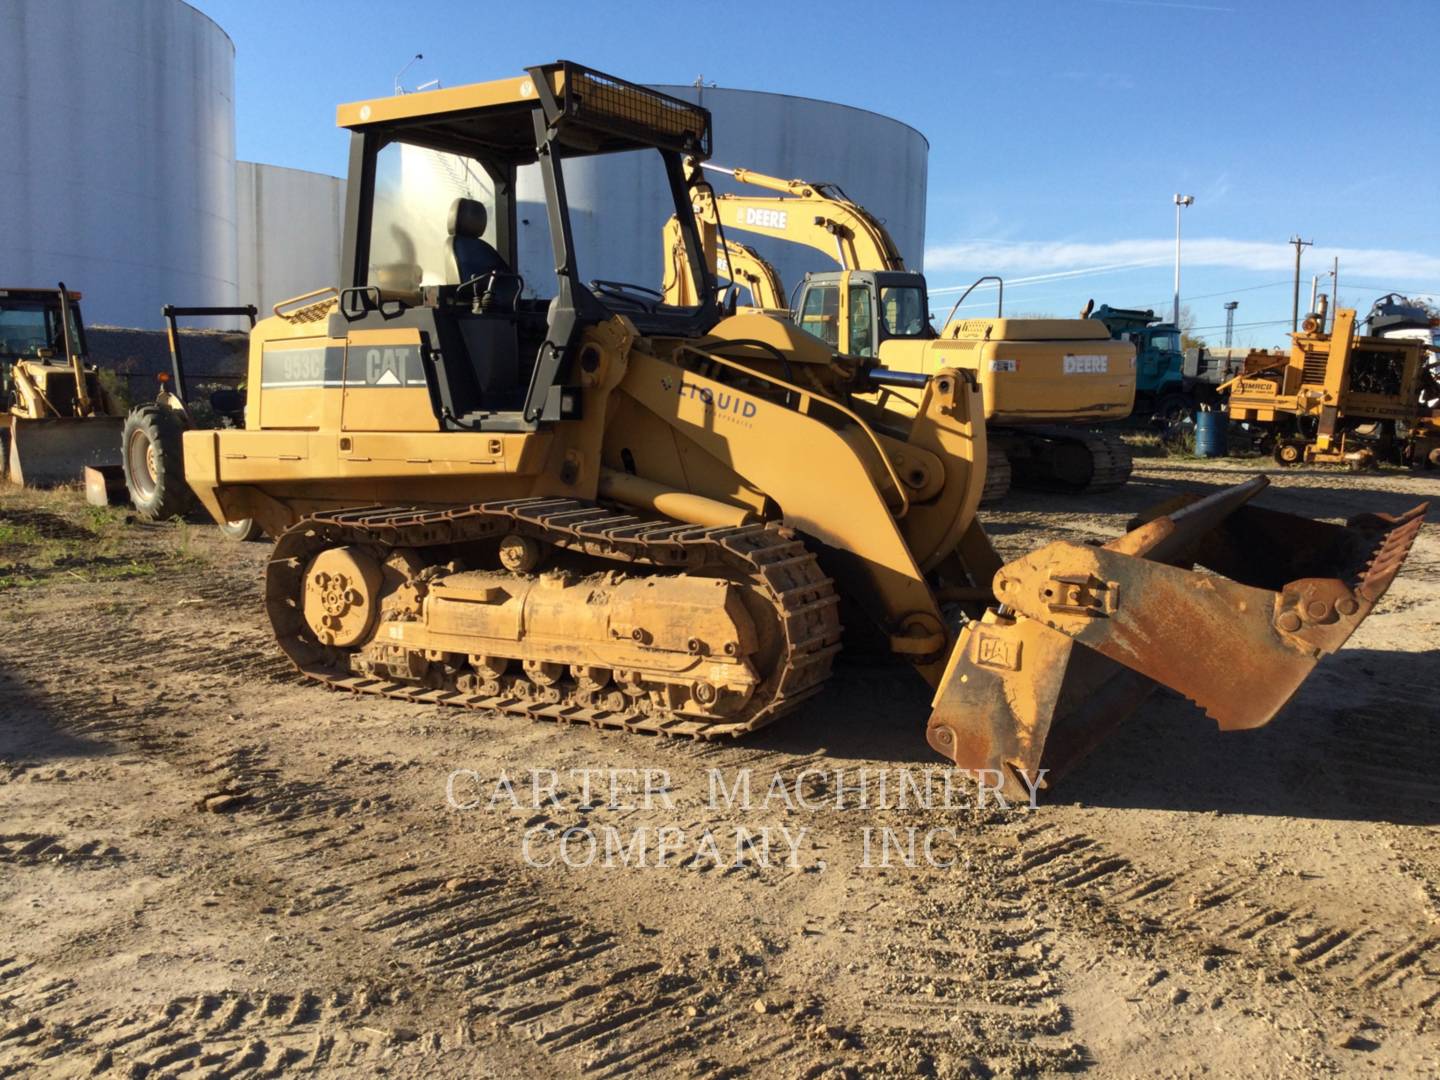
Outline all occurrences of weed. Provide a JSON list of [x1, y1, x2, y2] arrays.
[[0, 522, 44, 547], [173, 516, 194, 561]]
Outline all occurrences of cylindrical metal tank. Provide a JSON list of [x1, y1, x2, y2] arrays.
[[1195, 410, 1228, 457], [515, 86, 928, 305], [236, 162, 346, 315], [0, 0, 237, 328]]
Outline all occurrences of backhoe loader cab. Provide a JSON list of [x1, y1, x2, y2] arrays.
[[185, 61, 1425, 800], [0, 287, 88, 393], [2, 285, 124, 486]]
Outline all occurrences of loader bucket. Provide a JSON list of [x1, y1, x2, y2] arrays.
[[6, 415, 124, 488], [927, 476, 1428, 798]]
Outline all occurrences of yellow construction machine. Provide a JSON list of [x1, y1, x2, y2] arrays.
[[2, 284, 125, 486], [662, 163, 1138, 501], [121, 303, 264, 539], [183, 62, 1427, 795], [1224, 303, 1440, 468]]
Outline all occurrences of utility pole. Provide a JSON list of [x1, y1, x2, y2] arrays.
[[1173, 194, 1194, 327], [1224, 301, 1238, 348], [1289, 235, 1313, 332]]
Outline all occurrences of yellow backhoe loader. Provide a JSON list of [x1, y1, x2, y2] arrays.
[[2, 284, 125, 486], [663, 163, 1137, 501], [182, 62, 1426, 796]]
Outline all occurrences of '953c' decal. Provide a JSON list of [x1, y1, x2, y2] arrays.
[[260, 345, 424, 389]]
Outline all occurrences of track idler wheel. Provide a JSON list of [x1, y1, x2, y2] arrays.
[[303, 546, 383, 647]]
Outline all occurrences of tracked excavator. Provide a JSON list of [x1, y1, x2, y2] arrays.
[[2, 284, 125, 486], [183, 62, 1426, 796], [662, 163, 1136, 501]]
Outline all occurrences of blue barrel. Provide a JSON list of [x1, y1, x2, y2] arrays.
[[1195, 410, 1227, 457]]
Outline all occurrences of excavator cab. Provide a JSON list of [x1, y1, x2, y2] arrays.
[[794, 270, 933, 357]]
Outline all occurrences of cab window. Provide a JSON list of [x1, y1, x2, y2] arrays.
[[848, 284, 874, 357], [880, 285, 927, 337], [368, 141, 499, 292], [799, 285, 840, 348]]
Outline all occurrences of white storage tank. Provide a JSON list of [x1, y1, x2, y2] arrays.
[[0, 0, 237, 328], [514, 85, 928, 306], [236, 162, 346, 315]]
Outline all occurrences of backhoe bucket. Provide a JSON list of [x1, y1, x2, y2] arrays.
[[927, 476, 1428, 798], [6, 415, 124, 488]]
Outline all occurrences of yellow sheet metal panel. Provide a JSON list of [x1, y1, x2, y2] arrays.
[[944, 318, 1114, 342], [337, 73, 550, 128]]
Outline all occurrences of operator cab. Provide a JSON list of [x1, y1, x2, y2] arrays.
[[0, 287, 87, 403], [794, 270, 932, 358], [333, 62, 722, 432]]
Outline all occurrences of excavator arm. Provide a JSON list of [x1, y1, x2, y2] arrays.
[[662, 215, 787, 310]]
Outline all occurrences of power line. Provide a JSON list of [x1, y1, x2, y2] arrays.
[[1182, 279, 1292, 301], [1187, 317, 1291, 332]]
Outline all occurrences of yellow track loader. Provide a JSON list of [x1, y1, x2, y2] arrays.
[[2, 284, 124, 486], [183, 62, 1427, 796], [662, 163, 1137, 501]]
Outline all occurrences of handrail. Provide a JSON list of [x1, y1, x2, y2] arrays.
[[675, 343, 912, 519], [943, 275, 1004, 325], [274, 286, 339, 319]]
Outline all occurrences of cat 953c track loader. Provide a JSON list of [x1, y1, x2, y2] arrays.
[[182, 62, 1427, 796]]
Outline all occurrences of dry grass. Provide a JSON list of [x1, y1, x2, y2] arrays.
[[0, 484, 190, 589]]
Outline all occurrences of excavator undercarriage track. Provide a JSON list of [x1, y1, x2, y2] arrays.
[[265, 497, 843, 740], [1006, 426, 1134, 495]]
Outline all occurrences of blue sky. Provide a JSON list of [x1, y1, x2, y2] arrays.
[[196, 0, 1438, 347]]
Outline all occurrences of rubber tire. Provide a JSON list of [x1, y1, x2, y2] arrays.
[[123, 404, 194, 521], [1154, 392, 1195, 435], [1272, 439, 1306, 467], [218, 517, 264, 543]]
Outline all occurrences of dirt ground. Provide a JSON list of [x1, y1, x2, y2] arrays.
[[1, 457, 1437, 1079]]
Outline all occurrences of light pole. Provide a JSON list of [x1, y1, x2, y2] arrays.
[[1223, 301, 1238, 348], [1173, 194, 1194, 329]]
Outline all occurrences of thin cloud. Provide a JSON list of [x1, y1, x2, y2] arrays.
[[925, 237, 1440, 283]]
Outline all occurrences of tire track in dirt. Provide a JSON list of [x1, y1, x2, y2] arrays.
[[0, 572, 839, 1077], [992, 812, 1440, 1034]]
